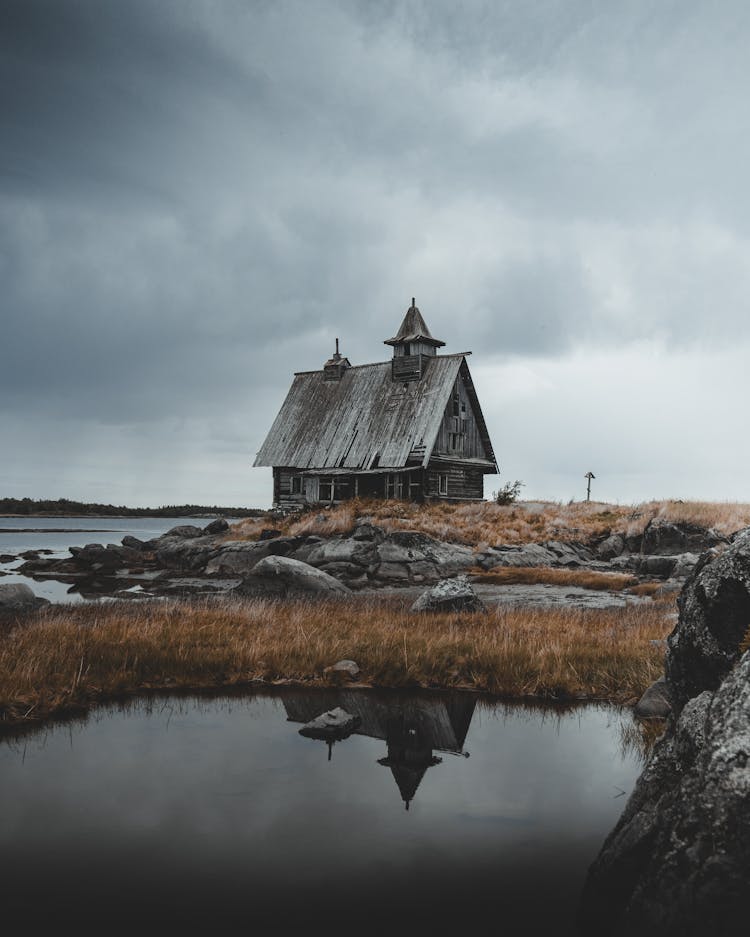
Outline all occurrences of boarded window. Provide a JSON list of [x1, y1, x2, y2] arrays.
[[449, 433, 465, 453], [291, 475, 302, 494], [438, 475, 448, 496]]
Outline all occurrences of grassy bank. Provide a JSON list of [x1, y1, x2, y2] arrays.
[[229, 497, 750, 546], [0, 596, 673, 732]]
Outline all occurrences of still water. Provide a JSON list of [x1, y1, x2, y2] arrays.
[[0, 516, 234, 603], [0, 689, 639, 934]]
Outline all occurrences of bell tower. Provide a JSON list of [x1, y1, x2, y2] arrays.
[[384, 298, 445, 382]]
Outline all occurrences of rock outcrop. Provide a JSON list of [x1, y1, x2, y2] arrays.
[[666, 528, 750, 710], [580, 526, 750, 936], [580, 655, 750, 936], [641, 517, 727, 556]]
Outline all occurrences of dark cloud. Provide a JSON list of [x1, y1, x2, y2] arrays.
[[1, 0, 749, 504]]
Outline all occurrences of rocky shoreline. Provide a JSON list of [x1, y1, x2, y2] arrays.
[[579, 527, 750, 936], [0, 515, 728, 610]]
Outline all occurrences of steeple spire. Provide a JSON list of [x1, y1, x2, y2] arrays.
[[384, 298, 445, 348]]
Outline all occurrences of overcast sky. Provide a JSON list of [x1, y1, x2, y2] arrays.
[[2, 0, 750, 509]]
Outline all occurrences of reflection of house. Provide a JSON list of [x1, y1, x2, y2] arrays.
[[283, 689, 476, 809], [254, 300, 498, 506]]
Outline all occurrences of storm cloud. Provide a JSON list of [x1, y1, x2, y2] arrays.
[[2, 0, 750, 506]]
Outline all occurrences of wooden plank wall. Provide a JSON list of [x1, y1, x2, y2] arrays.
[[425, 464, 484, 500], [432, 375, 487, 459]]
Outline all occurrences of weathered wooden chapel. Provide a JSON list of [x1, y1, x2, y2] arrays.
[[254, 300, 497, 506]]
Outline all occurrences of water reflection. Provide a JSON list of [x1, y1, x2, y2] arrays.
[[0, 689, 643, 935], [284, 689, 475, 807]]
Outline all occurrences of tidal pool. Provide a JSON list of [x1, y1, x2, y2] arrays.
[[0, 689, 641, 934]]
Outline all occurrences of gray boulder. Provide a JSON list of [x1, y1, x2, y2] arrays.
[[351, 521, 385, 542], [411, 576, 486, 613], [666, 527, 750, 711], [635, 555, 677, 578], [641, 518, 727, 556], [202, 518, 229, 536], [323, 659, 360, 680], [596, 533, 626, 561], [121, 535, 148, 551], [204, 540, 272, 575], [670, 551, 701, 579], [633, 676, 672, 719], [69, 543, 144, 569], [239, 555, 351, 597], [163, 524, 204, 539], [580, 654, 750, 936], [154, 535, 218, 571], [0, 583, 49, 610]]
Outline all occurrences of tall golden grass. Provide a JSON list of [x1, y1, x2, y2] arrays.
[[470, 566, 639, 591], [229, 497, 750, 548], [0, 596, 672, 731]]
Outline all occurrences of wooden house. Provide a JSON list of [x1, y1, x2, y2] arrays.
[[254, 300, 498, 506]]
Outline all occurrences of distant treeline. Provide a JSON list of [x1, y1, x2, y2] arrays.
[[0, 498, 265, 518]]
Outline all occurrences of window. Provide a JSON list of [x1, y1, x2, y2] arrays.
[[452, 386, 460, 417], [438, 475, 448, 496], [403, 343, 411, 356], [291, 475, 302, 495], [449, 433, 465, 453], [319, 477, 333, 502], [318, 477, 350, 502], [386, 473, 404, 499]]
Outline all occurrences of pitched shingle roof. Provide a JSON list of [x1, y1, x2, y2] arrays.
[[254, 354, 481, 470]]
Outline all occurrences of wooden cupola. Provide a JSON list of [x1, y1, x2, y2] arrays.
[[384, 298, 445, 383], [322, 338, 351, 382]]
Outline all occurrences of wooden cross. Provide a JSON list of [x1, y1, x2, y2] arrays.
[[585, 471, 595, 502]]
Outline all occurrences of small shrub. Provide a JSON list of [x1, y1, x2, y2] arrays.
[[494, 480, 525, 505]]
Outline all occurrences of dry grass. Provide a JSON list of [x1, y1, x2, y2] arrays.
[[0, 596, 673, 731], [625, 581, 666, 598], [469, 566, 638, 591], [228, 497, 750, 549]]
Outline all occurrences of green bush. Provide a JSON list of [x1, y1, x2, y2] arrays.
[[493, 480, 524, 505]]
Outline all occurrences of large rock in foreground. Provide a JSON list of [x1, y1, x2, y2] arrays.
[[580, 652, 750, 936], [580, 526, 750, 935], [237, 555, 351, 597], [666, 528, 750, 710], [0, 583, 49, 611]]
